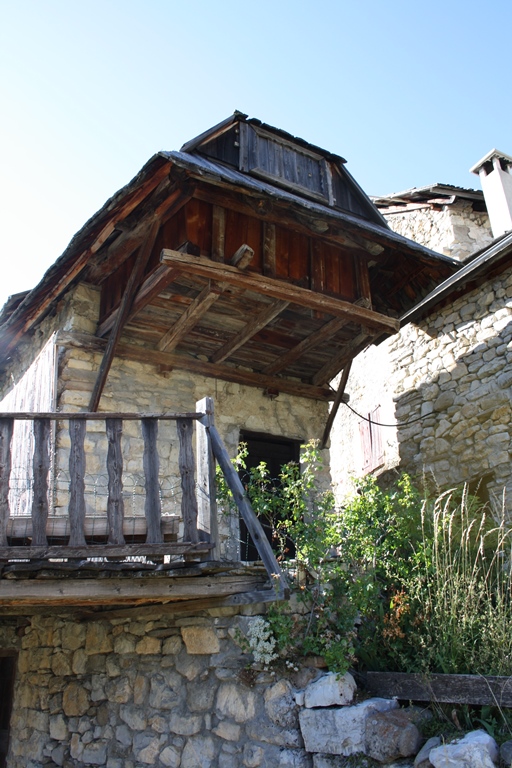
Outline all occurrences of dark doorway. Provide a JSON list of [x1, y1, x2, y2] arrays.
[[239, 431, 301, 561], [0, 653, 16, 768]]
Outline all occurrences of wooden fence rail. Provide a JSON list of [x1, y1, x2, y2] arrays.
[[0, 400, 288, 599]]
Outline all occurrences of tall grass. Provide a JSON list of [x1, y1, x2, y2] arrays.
[[406, 488, 512, 676]]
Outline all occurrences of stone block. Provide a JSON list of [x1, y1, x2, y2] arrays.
[[265, 679, 299, 727], [216, 683, 256, 723], [181, 625, 220, 654], [429, 730, 498, 768], [415, 736, 441, 768], [63, 681, 89, 717], [299, 697, 398, 755], [365, 708, 422, 762], [304, 672, 356, 709], [181, 734, 216, 768]]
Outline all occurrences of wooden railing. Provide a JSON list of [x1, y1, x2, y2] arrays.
[[0, 397, 288, 598]]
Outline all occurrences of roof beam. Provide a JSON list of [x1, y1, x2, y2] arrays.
[[89, 219, 161, 411], [160, 249, 399, 333], [263, 316, 350, 376], [211, 299, 289, 364], [320, 361, 352, 449]]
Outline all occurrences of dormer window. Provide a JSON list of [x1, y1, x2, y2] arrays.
[[239, 123, 333, 204]]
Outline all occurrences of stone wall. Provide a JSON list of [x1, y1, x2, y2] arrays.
[[330, 263, 512, 509], [384, 199, 492, 261], [1, 605, 318, 768]]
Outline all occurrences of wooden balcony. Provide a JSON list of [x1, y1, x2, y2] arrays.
[[0, 397, 287, 612]]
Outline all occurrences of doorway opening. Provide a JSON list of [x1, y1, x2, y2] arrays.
[[238, 431, 301, 562]]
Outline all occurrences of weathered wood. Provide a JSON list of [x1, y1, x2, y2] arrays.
[[212, 205, 226, 262], [211, 299, 289, 364], [205, 423, 289, 599], [57, 332, 337, 401], [141, 418, 162, 544], [177, 418, 199, 544], [356, 257, 372, 308], [68, 418, 87, 546], [230, 244, 254, 270], [0, 542, 212, 561], [320, 361, 352, 449], [105, 418, 125, 545], [160, 249, 399, 333], [312, 330, 375, 386], [0, 418, 13, 546], [6, 515, 179, 539], [263, 223, 276, 277], [89, 218, 161, 411], [366, 672, 512, 707], [0, 411, 202, 421], [263, 316, 350, 375], [157, 282, 222, 352], [195, 397, 218, 557], [31, 418, 51, 547], [79, 586, 277, 620]]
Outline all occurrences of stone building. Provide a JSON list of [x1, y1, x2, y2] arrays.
[[0, 114, 455, 768], [330, 149, 512, 510]]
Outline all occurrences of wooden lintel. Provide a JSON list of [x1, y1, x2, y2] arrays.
[[157, 282, 222, 352], [312, 331, 375, 386], [0, 572, 263, 606], [263, 316, 350, 376], [160, 249, 399, 334], [211, 299, 289, 364], [89, 219, 161, 411], [78, 586, 277, 621]]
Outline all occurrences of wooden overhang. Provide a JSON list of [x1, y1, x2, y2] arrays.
[[0, 114, 459, 405]]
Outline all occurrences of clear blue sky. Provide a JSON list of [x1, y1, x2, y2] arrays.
[[1, 0, 511, 310]]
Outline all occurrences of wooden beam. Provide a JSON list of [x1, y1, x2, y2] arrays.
[[211, 299, 289, 364], [312, 331, 374, 386], [211, 205, 226, 262], [320, 361, 352, 449], [0, 410, 202, 421], [366, 672, 512, 707], [263, 223, 277, 277], [263, 316, 350, 376], [6, 514, 179, 539], [89, 219, 161, 411], [160, 249, 399, 333], [57, 331, 336, 401], [195, 397, 218, 557], [157, 282, 222, 352], [0, 571, 262, 606]]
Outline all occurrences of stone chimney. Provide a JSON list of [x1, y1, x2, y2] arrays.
[[470, 149, 512, 238]]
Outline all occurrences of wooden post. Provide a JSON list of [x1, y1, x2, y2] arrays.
[[106, 418, 125, 545], [195, 397, 218, 559], [177, 419, 199, 544], [0, 418, 13, 547], [68, 418, 87, 546], [205, 423, 289, 599], [320, 360, 352, 449], [31, 418, 51, 547], [142, 418, 162, 543]]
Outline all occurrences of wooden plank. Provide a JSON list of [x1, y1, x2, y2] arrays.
[[0, 542, 211, 559], [68, 419, 87, 547], [0, 418, 13, 546], [141, 418, 162, 544], [195, 397, 218, 557], [177, 418, 199, 544], [89, 218, 161, 411], [57, 332, 336, 401], [320, 361, 352, 449], [263, 223, 276, 277], [157, 282, 222, 352], [366, 672, 512, 707], [230, 244, 254, 270], [263, 316, 350, 375], [355, 256, 372, 308], [31, 418, 51, 547], [212, 205, 226, 262], [106, 418, 125, 545], [211, 299, 289, 364], [205, 422, 289, 599], [0, 410, 202, 421], [79, 586, 278, 620], [312, 331, 375, 386], [6, 515, 179, 539], [160, 249, 399, 333]]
